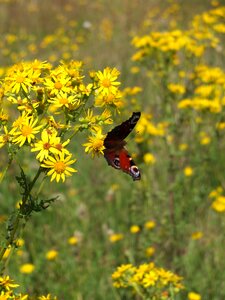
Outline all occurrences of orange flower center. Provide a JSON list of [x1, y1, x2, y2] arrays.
[[16, 76, 25, 83], [3, 134, 9, 143], [43, 142, 51, 150], [101, 78, 111, 88], [54, 161, 66, 174], [105, 94, 115, 104], [59, 98, 68, 105], [21, 125, 32, 137], [93, 139, 103, 150], [54, 82, 62, 90]]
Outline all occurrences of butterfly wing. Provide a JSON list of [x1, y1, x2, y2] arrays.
[[104, 112, 141, 181], [104, 112, 141, 149]]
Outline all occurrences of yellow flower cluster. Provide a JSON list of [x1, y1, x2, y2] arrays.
[[209, 187, 225, 212], [132, 6, 225, 65], [191, 6, 225, 46], [178, 65, 225, 113], [0, 275, 57, 299], [0, 60, 123, 182], [132, 30, 193, 57], [135, 113, 166, 140], [112, 262, 184, 298]]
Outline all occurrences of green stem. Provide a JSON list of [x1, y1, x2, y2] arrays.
[[131, 283, 146, 299], [28, 167, 43, 193], [0, 156, 13, 184], [0, 213, 20, 270], [0, 167, 43, 272]]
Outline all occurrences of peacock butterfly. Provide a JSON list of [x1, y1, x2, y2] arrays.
[[104, 112, 141, 181]]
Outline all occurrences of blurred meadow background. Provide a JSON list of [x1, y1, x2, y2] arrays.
[[0, 0, 225, 299]]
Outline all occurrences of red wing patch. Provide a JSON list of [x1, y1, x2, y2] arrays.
[[103, 112, 141, 181]]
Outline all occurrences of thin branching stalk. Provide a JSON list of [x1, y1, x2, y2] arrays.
[[0, 167, 43, 273]]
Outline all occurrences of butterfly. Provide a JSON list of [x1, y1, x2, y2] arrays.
[[103, 112, 141, 181]]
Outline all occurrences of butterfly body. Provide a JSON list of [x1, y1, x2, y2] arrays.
[[104, 112, 141, 181]]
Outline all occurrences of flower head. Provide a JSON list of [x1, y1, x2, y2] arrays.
[[68, 236, 78, 245], [188, 292, 202, 300], [83, 129, 105, 157], [31, 129, 70, 161], [144, 220, 156, 230], [109, 233, 124, 243], [96, 67, 120, 95], [0, 276, 19, 290], [184, 166, 194, 177], [130, 225, 141, 234], [46, 250, 58, 260], [211, 196, 225, 212], [48, 91, 81, 111], [41, 152, 77, 182], [38, 294, 58, 300], [20, 263, 35, 274], [11, 116, 43, 147]]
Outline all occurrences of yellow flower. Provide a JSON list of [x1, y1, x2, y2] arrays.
[[188, 292, 202, 300], [112, 264, 136, 288], [211, 196, 225, 212], [31, 129, 70, 161], [44, 75, 71, 95], [213, 23, 225, 33], [143, 153, 156, 165], [109, 233, 124, 243], [209, 187, 223, 198], [179, 143, 188, 151], [5, 67, 33, 94], [0, 110, 8, 123], [144, 220, 156, 230], [17, 250, 24, 257], [200, 136, 211, 145], [216, 122, 225, 130], [130, 225, 140, 234], [68, 236, 78, 245], [11, 116, 43, 147], [123, 86, 142, 95], [2, 246, 11, 259], [15, 238, 24, 247], [142, 270, 158, 287], [112, 262, 184, 292], [78, 83, 93, 96], [95, 91, 123, 109], [20, 263, 35, 274], [31, 130, 57, 161], [145, 246, 155, 257], [41, 152, 77, 182], [0, 126, 10, 148], [184, 166, 193, 177], [83, 129, 105, 157], [39, 294, 58, 300], [95, 109, 113, 125], [178, 99, 192, 109], [48, 91, 81, 111], [11, 111, 30, 130], [130, 66, 140, 74], [112, 264, 134, 279], [194, 85, 214, 97], [0, 276, 19, 290], [191, 231, 203, 240], [167, 83, 186, 94], [199, 132, 211, 145], [46, 250, 58, 260], [96, 67, 120, 95]]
